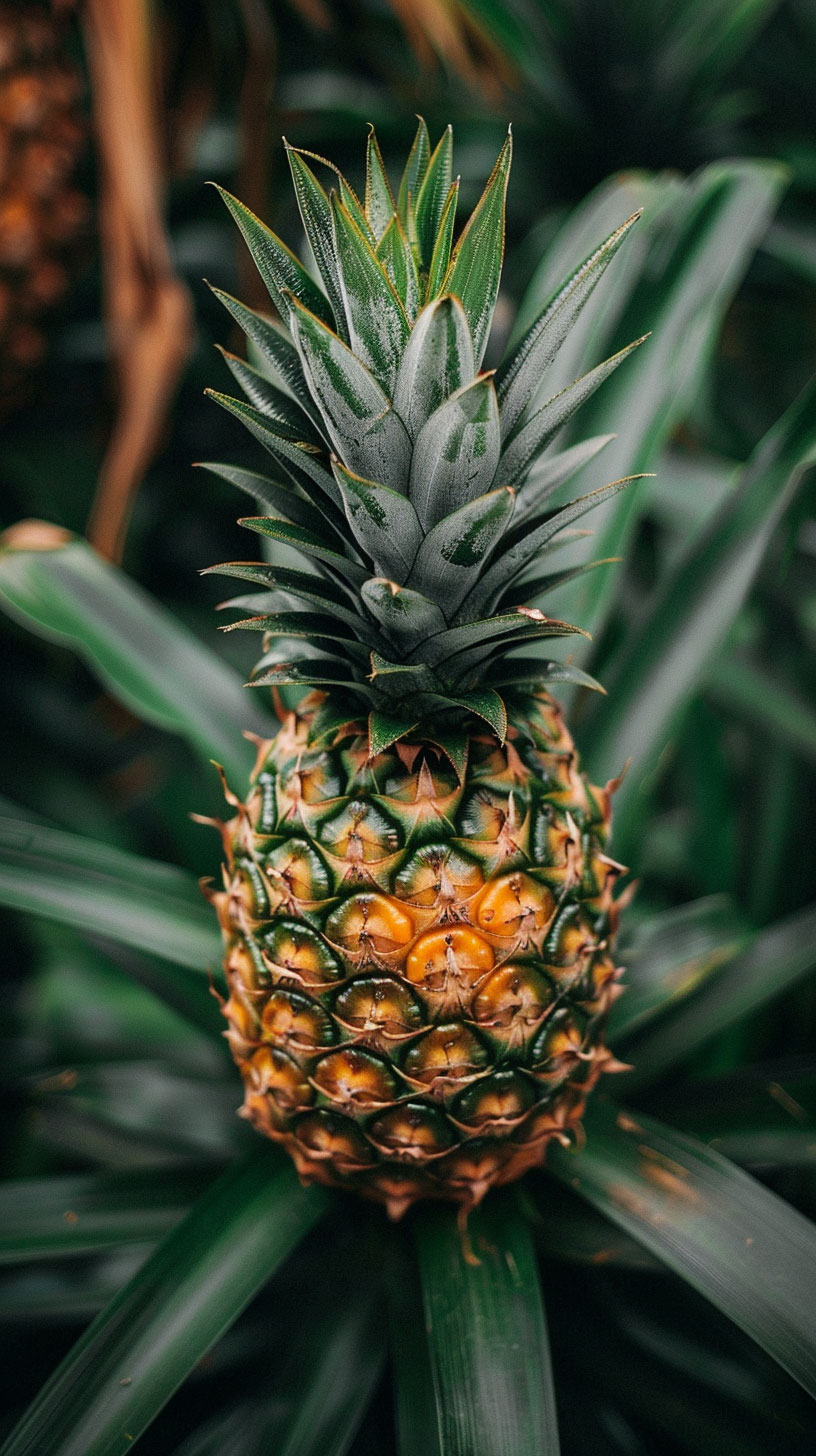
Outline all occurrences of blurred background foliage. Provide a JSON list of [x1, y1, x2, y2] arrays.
[[1, 0, 816, 1451]]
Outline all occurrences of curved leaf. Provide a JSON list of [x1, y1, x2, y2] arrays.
[[414, 1195, 560, 1456], [0, 1150, 329, 1456], [0, 529, 270, 782], [444, 131, 512, 367], [0, 815, 220, 971], [549, 1101, 816, 1400]]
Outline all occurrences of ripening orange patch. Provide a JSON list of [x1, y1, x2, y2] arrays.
[[325, 893, 415, 954], [405, 926, 494, 992]]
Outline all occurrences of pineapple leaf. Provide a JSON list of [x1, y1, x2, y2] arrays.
[[306, 694, 366, 746], [0, 814, 220, 971], [497, 210, 642, 439], [424, 609, 586, 671], [513, 434, 615, 526], [443, 131, 512, 366], [365, 126, 397, 240], [331, 459, 422, 577], [392, 294, 475, 441], [368, 708, 421, 757], [221, 611, 369, 659], [416, 125, 454, 267], [206, 390, 342, 510], [414, 1196, 560, 1455], [204, 560, 375, 634], [425, 180, 459, 303], [0, 1152, 328, 1456], [207, 285, 323, 427], [550, 1102, 816, 1401], [397, 117, 431, 229], [251, 660, 375, 695], [331, 192, 409, 392], [446, 687, 508, 742], [486, 658, 605, 692], [212, 185, 333, 328], [239, 517, 369, 585], [285, 144, 349, 338], [502, 557, 619, 606], [406, 486, 516, 616], [409, 374, 501, 530], [462, 476, 637, 618], [496, 337, 646, 491], [360, 578, 447, 652], [376, 212, 421, 320], [196, 462, 343, 538], [217, 349, 321, 443], [0, 528, 269, 780], [287, 296, 411, 490]]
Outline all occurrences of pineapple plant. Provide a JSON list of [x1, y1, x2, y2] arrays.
[[204, 120, 645, 1216]]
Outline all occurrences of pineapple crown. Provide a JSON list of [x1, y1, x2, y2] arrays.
[[203, 120, 645, 760]]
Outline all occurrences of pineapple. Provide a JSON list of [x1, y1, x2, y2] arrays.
[[204, 122, 642, 1218]]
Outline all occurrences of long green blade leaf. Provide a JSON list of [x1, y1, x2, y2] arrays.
[[0, 815, 220, 970], [414, 1195, 560, 1455], [0, 527, 269, 782], [0, 1150, 328, 1456], [585, 375, 816, 849], [549, 1101, 816, 1399]]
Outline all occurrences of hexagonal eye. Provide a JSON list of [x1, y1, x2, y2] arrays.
[[324, 893, 414, 956], [265, 839, 331, 902], [319, 799, 402, 864], [260, 988, 336, 1050], [405, 927, 494, 993], [242, 1044, 314, 1114], [368, 1102, 454, 1159], [474, 873, 555, 940], [333, 976, 424, 1037], [263, 920, 343, 984], [394, 843, 484, 908], [529, 1008, 587, 1074], [292, 1109, 375, 1167], [472, 963, 553, 1038], [277, 751, 343, 806], [457, 788, 511, 842], [402, 1023, 489, 1086], [453, 1069, 535, 1128], [312, 1046, 398, 1109]]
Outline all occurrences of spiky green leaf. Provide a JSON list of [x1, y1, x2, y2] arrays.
[[213, 185, 333, 327], [392, 294, 475, 440], [415, 125, 454, 265], [425, 180, 459, 302], [409, 375, 501, 529], [443, 132, 512, 366], [407, 486, 515, 615], [331, 193, 409, 392], [397, 117, 431, 227]]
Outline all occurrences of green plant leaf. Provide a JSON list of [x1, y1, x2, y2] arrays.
[[549, 1101, 816, 1400], [240, 516, 369, 586], [287, 297, 411, 490], [217, 349, 318, 441], [415, 125, 454, 265], [524, 161, 787, 640], [206, 390, 342, 510], [392, 295, 475, 441], [407, 486, 515, 615], [443, 133, 511, 368], [213, 185, 333, 328], [0, 815, 220, 970], [0, 529, 270, 782], [414, 1195, 560, 1455], [360, 578, 446, 651], [609, 896, 750, 1043], [584, 375, 816, 851], [207, 285, 323, 431], [621, 901, 816, 1088], [376, 212, 421, 319], [497, 210, 642, 440], [365, 126, 396, 240], [0, 1166, 215, 1265], [706, 654, 816, 765], [331, 192, 409, 392], [397, 116, 431, 228], [198, 461, 338, 536], [426, 181, 459, 303], [410, 375, 501, 529], [496, 338, 644, 491], [0, 1149, 329, 1456], [285, 144, 348, 335], [331, 459, 422, 576]]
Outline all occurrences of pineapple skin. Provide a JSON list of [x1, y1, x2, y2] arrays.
[[211, 691, 623, 1218]]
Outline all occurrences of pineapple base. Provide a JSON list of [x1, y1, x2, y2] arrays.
[[208, 692, 625, 1219]]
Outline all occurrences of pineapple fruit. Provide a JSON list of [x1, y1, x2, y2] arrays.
[[205, 122, 642, 1218]]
